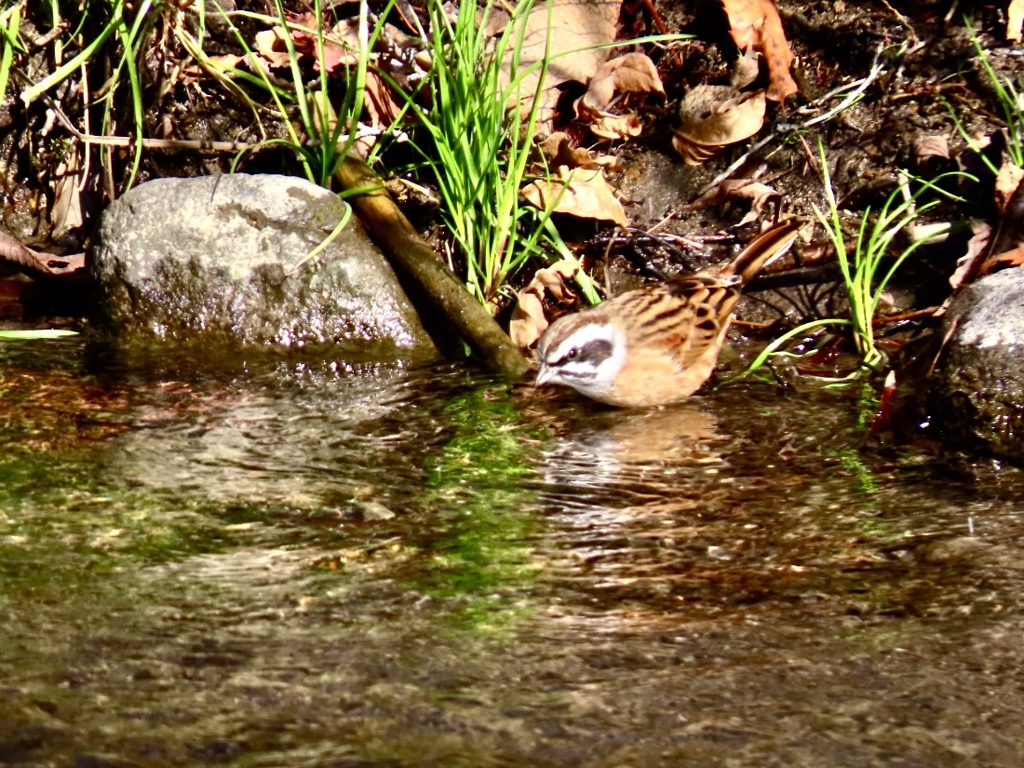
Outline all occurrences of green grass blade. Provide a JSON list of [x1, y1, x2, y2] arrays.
[[0, 2, 23, 105], [0, 329, 78, 339]]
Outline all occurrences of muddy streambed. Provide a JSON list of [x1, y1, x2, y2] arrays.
[[1, 338, 1023, 767]]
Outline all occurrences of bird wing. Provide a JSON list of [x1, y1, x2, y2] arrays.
[[657, 275, 742, 372], [606, 275, 741, 374]]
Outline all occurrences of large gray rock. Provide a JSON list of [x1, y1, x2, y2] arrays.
[[928, 268, 1024, 457], [89, 174, 434, 355]]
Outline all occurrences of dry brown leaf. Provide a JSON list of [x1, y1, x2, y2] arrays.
[[539, 133, 600, 168], [288, 15, 361, 72], [500, 0, 619, 129], [995, 160, 1024, 214], [692, 177, 779, 213], [575, 52, 664, 139], [538, 133, 623, 171], [1009, 0, 1024, 41], [363, 69, 404, 133], [869, 369, 899, 435], [51, 150, 84, 240], [579, 52, 665, 112], [720, 0, 798, 101], [254, 28, 293, 68], [981, 244, 1024, 273], [522, 167, 630, 227], [913, 135, 950, 164], [509, 259, 579, 350], [256, 16, 358, 73], [588, 112, 644, 140], [948, 220, 991, 291], [672, 86, 766, 165], [0, 232, 84, 276]]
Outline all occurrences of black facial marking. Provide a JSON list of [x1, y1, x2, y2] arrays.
[[558, 339, 613, 368]]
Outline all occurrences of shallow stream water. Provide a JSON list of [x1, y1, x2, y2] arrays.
[[2, 338, 1024, 767]]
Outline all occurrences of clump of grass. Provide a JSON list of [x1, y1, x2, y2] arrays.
[[812, 141, 964, 367], [740, 140, 967, 383], [19, 0, 160, 189], [389, 0, 561, 310], [945, 25, 1024, 172], [970, 26, 1024, 168], [197, 0, 391, 188]]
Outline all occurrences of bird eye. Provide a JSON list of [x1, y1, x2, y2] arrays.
[[566, 348, 579, 360]]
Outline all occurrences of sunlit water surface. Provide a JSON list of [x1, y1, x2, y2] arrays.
[[1, 339, 1024, 767]]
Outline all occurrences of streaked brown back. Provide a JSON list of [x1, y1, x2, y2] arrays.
[[602, 274, 741, 374]]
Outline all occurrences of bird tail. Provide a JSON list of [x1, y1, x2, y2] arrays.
[[718, 220, 800, 283]]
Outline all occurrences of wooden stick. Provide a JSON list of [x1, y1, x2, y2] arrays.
[[335, 156, 530, 379]]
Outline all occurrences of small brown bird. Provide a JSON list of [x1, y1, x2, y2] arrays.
[[535, 221, 799, 407]]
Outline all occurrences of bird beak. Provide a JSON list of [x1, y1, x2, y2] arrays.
[[535, 364, 555, 386]]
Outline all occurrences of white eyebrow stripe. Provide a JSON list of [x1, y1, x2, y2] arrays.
[[550, 322, 615, 360]]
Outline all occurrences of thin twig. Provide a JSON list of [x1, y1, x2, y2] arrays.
[[14, 68, 253, 153], [794, 132, 824, 185]]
